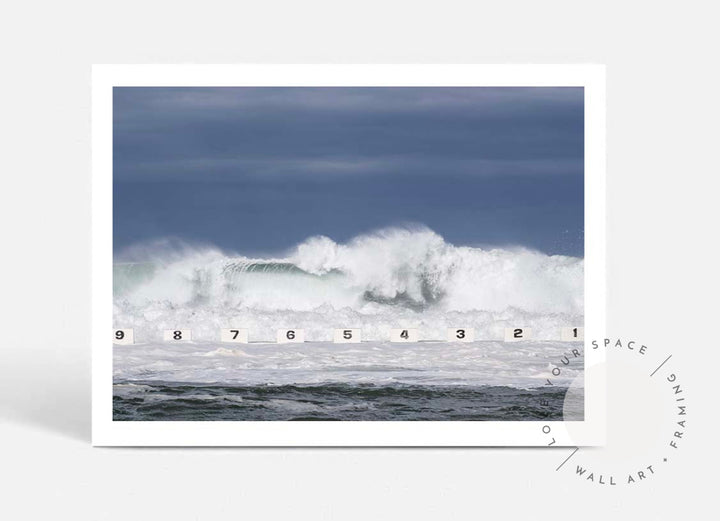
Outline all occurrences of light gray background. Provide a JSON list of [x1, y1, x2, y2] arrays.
[[1, 1, 717, 519]]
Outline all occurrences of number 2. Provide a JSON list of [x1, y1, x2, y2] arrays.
[[513, 328, 523, 338]]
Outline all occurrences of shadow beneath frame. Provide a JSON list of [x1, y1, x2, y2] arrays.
[[0, 343, 90, 443]]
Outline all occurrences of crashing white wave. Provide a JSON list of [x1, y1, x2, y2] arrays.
[[114, 227, 583, 341]]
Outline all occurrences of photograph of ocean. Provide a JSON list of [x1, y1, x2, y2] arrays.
[[113, 86, 584, 421], [113, 228, 583, 420]]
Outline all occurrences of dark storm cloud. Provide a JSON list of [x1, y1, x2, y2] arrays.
[[113, 87, 583, 180], [113, 87, 584, 256]]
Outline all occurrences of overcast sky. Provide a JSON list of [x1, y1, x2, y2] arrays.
[[114, 87, 584, 257]]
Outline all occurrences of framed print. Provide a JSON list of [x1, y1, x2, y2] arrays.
[[92, 64, 605, 446]]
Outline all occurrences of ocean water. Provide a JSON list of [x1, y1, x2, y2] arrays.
[[113, 340, 582, 421], [113, 227, 584, 421], [113, 382, 573, 421]]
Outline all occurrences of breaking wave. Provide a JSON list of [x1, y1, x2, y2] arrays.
[[114, 227, 583, 341]]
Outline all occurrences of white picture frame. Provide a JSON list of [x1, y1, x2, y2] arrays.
[[92, 64, 606, 446]]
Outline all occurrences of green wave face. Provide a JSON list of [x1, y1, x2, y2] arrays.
[[114, 263, 157, 296]]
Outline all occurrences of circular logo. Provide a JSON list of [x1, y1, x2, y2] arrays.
[[542, 338, 688, 486]]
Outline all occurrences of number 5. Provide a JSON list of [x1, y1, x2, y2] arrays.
[[334, 328, 360, 343]]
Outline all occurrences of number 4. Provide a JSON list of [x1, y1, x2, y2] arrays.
[[391, 328, 417, 342]]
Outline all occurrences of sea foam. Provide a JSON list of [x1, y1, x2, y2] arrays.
[[114, 227, 583, 342]]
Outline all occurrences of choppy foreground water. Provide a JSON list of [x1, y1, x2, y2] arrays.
[[113, 341, 583, 421]]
